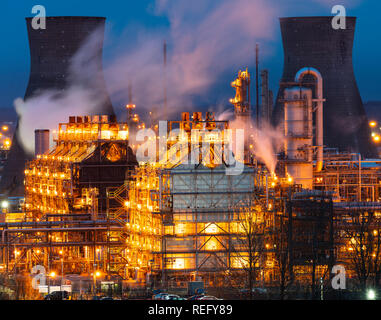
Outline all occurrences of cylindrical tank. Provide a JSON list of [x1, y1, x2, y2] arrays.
[[284, 87, 313, 189], [0, 17, 114, 197], [272, 17, 375, 157], [34, 129, 50, 157]]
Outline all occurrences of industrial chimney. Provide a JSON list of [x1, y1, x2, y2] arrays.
[[272, 17, 375, 157], [34, 129, 50, 157], [0, 17, 114, 197]]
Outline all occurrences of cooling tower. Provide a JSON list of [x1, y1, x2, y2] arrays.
[[0, 17, 114, 197], [272, 17, 375, 157]]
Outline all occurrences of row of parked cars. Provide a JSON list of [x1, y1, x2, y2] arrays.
[[152, 293, 221, 300]]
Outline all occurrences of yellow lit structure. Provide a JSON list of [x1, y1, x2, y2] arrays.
[[24, 115, 131, 219]]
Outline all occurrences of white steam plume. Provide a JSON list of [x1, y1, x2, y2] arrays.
[[15, 0, 279, 154], [104, 0, 278, 115], [218, 109, 284, 173], [14, 27, 113, 155]]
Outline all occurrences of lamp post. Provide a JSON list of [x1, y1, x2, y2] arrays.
[[93, 270, 101, 297], [49, 271, 56, 294], [59, 250, 64, 300]]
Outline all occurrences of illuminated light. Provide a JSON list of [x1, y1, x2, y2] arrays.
[[373, 135, 380, 143], [369, 121, 377, 128], [2, 125, 8, 131], [59, 250, 63, 255], [205, 238, 218, 250], [367, 289, 376, 300], [265, 243, 270, 249], [271, 182, 276, 187], [36, 250, 41, 254], [176, 224, 186, 234], [1, 201, 9, 209], [49, 271, 56, 278], [374, 230, 378, 236], [205, 224, 218, 234], [124, 201, 130, 207], [173, 258, 185, 269], [4, 139, 11, 147]]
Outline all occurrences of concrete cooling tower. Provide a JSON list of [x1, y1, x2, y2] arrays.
[[0, 16, 114, 197], [272, 16, 375, 157]]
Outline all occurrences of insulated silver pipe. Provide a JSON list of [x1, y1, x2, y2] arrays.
[[295, 67, 325, 172]]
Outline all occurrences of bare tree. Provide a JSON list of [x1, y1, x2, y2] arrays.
[[342, 211, 381, 291], [232, 196, 266, 300], [273, 212, 293, 300]]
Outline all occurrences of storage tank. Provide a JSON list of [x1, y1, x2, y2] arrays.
[[272, 17, 375, 157], [0, 17, 114, 197]]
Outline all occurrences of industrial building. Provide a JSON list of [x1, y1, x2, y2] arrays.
[[0, 15, 381, 300]]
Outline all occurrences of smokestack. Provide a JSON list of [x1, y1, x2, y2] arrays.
[[255, 43, 259, 128], [272, 17, 375, 157], [260, 69, 272, 127], [0, 16, 114, 197], [163, 40, 168, 120], [34, 129, 50, 157]]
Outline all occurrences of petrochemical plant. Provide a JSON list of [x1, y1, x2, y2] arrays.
[[0, 15, 380, 300]]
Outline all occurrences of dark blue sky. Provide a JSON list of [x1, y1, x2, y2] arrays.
[[0, 0, 378, 112]]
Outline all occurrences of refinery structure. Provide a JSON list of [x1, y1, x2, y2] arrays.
[[0, 15, 381, 300]]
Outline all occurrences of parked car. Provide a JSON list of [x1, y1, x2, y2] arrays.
[[153, 293, 169, 300], [198, 295, 222, 300], [44, 291, 70, 300], [188, 294, 205, 300], [163, 294, 183, 300]]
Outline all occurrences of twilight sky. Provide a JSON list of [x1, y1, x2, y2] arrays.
[[0, 0, 378, 116]]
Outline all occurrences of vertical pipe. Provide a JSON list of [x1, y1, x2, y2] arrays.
[[163, 40, 168, 120], [255, 44, 259, 128], [295, 67, 324, 172]]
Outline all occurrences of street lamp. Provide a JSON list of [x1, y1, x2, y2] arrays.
[[48, 271, 56, 294], [59, 250, 64, 300], [367, 289, 376, 300], [93, 270, 101, 297]]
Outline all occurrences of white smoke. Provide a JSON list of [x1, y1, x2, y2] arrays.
[[218, 109, 284, 173], [104, 0, 278, 114], [14, 0, 280, 154]]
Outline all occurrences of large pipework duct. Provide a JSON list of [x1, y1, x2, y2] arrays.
[[273, 17, 375, 157], [295, 67, 324, 172]]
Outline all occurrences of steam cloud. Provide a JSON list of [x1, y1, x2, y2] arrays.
[[14, 0, 279, 154], [224, 113, 284, 173]]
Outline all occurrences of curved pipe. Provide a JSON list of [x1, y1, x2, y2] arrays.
[[295, 67, 324, 172]]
